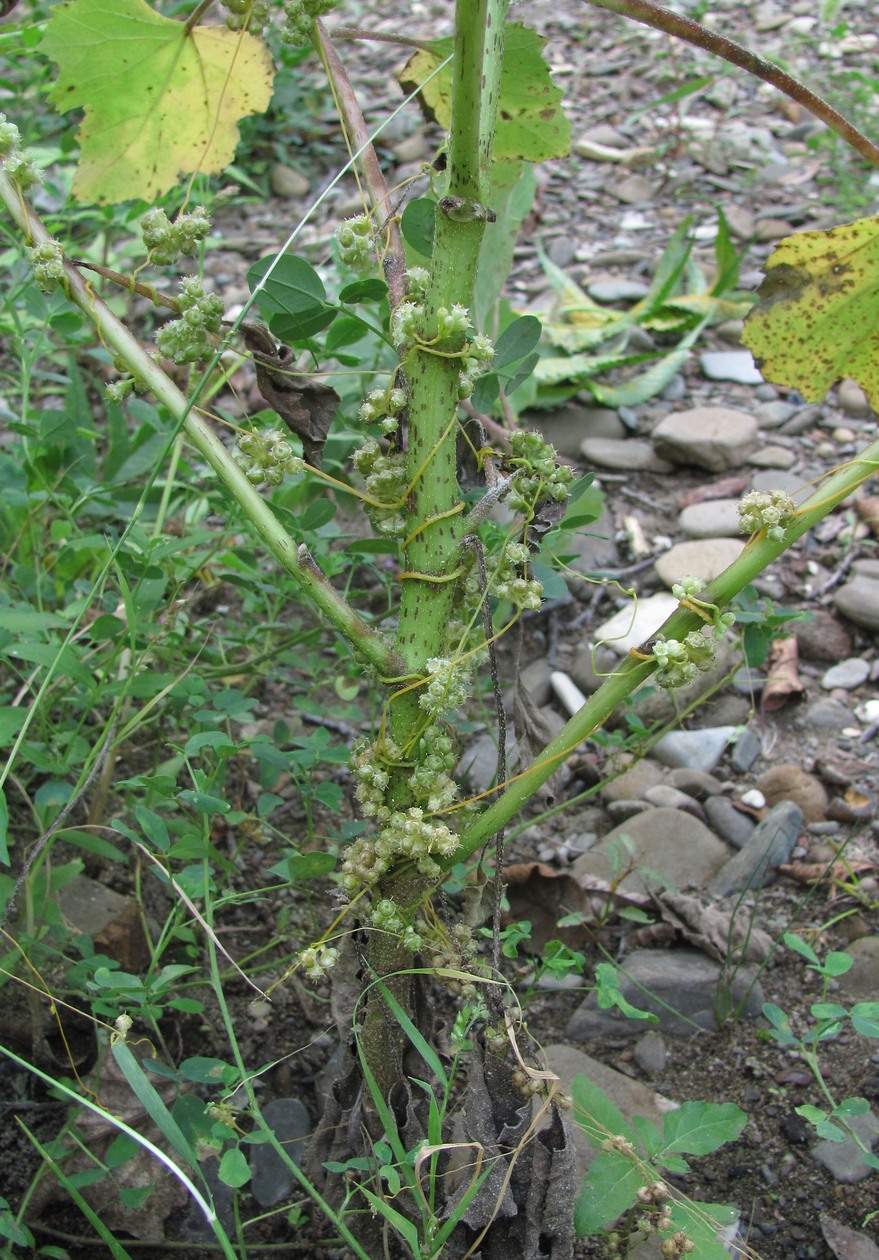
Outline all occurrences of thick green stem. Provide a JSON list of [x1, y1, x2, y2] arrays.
[[391, 0, 510, 719], [362, 0, 510, 1099], [454, 441, 879, 859], [0, 168, 404, 680]]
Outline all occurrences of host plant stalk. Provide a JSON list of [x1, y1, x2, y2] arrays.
[[359, 0, 511, 1101]]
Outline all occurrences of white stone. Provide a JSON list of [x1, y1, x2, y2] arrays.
[[593, 592, 679, 656], [700, 350, 764, 384]]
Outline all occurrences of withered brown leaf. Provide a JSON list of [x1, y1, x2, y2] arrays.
[[243, 322, 339, 468]]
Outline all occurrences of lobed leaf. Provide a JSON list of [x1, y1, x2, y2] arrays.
[[399, 23, 570, 163], [41, 0, 274, 203]]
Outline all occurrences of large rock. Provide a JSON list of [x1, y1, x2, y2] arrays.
[[652, 406, 758, 471], [653, 538, 745, 590], [678, 499, 743, 538], [571, 808, 731, 894], [580, 437, 672, 472], [833, 559, 879, 632], [708, 801, 804, 895]]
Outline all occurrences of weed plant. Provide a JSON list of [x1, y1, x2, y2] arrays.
[[1, 0, 879, 1256]]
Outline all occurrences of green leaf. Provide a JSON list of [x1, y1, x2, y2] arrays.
[[573, 1150, 643, 1234], [0, 707, 26, 748], [811, 1002, 849, 1021], [658, 1102, 747, 1159], [359, 1185, 421, 1251], [823, 951, 854, 977], [670, 1200, 740, 1260], [494, 315, 542, 369], [570, 1075, 636, 1150], [338, 279, 388, 304], [177, 789, 230, 815], [401, 198, 436, 258], [761, 1001, 798, 1046], [112, 1040, 198, 1170], [324, 315, 368, 352], [183, 731, 239, 757], [782, 932, 820, 964], [851, 1003, 879, 1037], [40, 0, 274, 203], [595, 962, 659, 1023], [219, 1147, 251, 1188], [134, 805, 170, 852], [742, 215, 879, 408], [833, 1096, 870, 1118], [248, 254, 336, 342], [268, 851, 337, 881], [399, 24, 570, 162]]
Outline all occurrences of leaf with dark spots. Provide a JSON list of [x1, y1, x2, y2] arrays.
[[742, 215, 879, 406], [242, 323, 339, 468]]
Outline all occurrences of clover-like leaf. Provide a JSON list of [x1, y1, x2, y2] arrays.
[[41, 0, 274, 204], [742, 216, 879, 408]]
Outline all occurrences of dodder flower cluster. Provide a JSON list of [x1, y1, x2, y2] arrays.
[[234, 426, 306, 487], [141, 207, 211, 266], [738, 488, 796, 541], [156, 276, 225, 366]]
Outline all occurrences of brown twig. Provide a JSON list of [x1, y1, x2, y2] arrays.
[[583, 0, 879, 170], [329, 25, 434, 52], [75, 261, 181, 313], [313, 20, 409, 308]]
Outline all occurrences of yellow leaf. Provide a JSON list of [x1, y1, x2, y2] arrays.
[[742, 216, 879, 407], [41, 0, 274, 204]]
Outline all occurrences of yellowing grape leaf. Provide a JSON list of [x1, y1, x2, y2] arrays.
[[40, 0, 274, 204], [742, 216, 879, 408], [399, 23, 570, 163]]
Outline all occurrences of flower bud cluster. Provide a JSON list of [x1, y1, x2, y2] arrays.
[[370, 899, 423, 951], [0, 114, 41, 189], [234, 426, 306, 487], [340, 806, 457, 891], [282, 0, 337, 44], [156, 276, 225, 365], [351, 736, 398, 821], [336, 215, 375, 272], [222, 0, 269, 30], [26, 239, 65, 293], [297, 942, 339, 981], [436, 303, 472, 338], [457, 331, 495, 400], [422, 920, 480, 997], [353, 438, 408, 536], [652, 628, 718, 689], [670, 575, 705, 601], [494, 540, 543, 612], [358, 384, 406, 436], [638, 1202, 675, 1237], [141, 207, 211, 266], [391, 300, 424, 350], [738, 488, 796, 542], [419, 656, 472, 717], [408, 724, 459, 813], [507, 430, 574, 515], [660, 1232, 695, 1257], [407, 267, 430, 299]]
